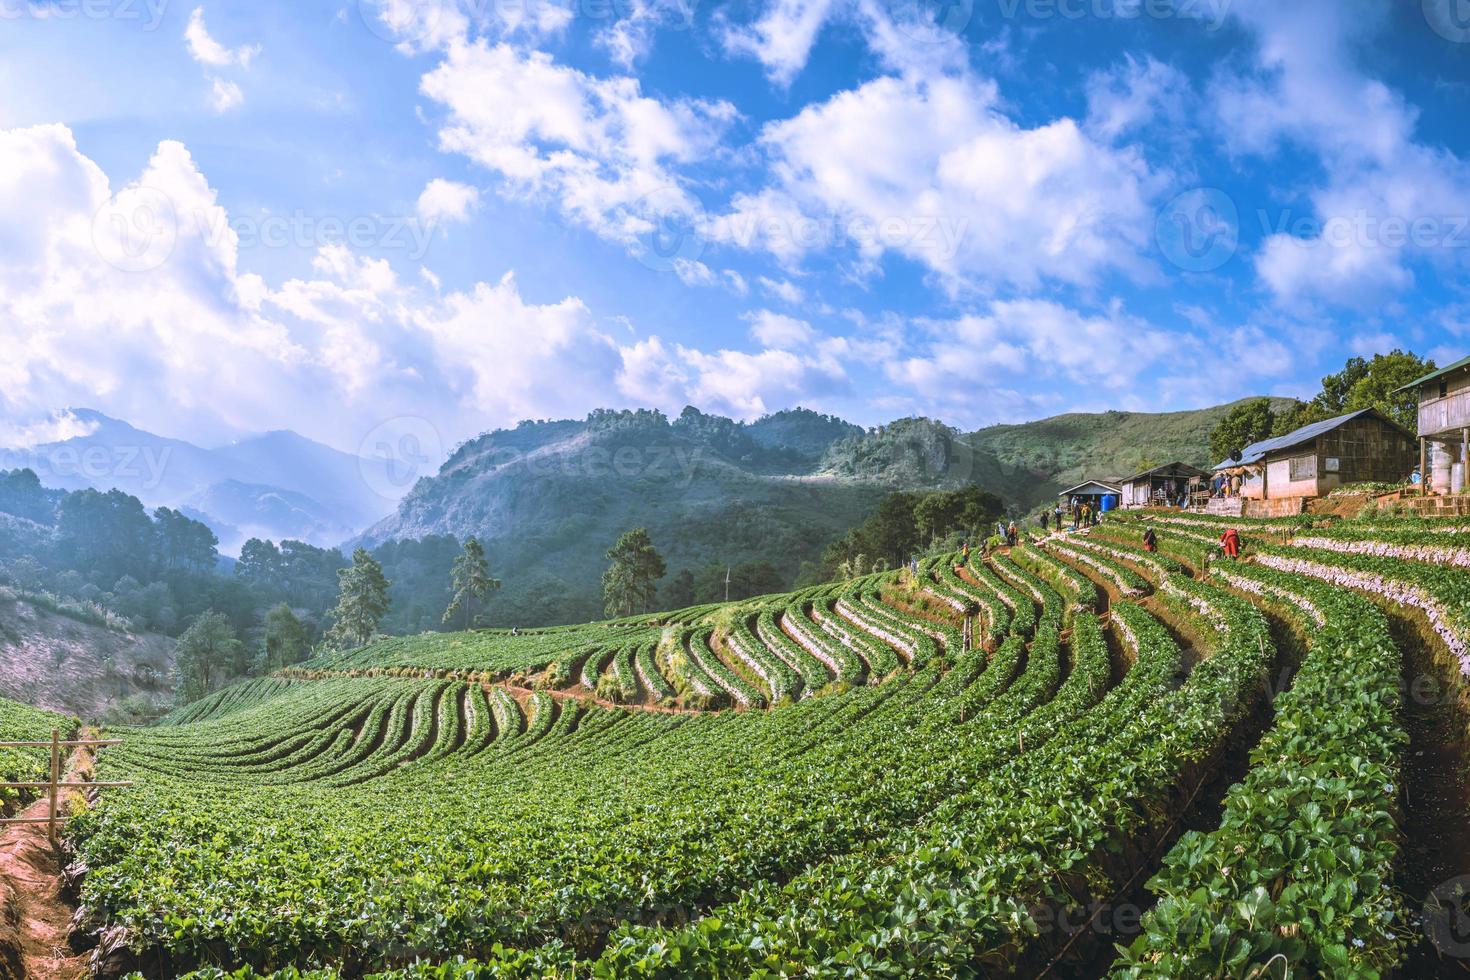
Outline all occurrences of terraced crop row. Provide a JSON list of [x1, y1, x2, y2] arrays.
[[58, 516, 1470, 978]]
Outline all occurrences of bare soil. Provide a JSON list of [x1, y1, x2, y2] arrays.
[[0, 738, 97, 980]]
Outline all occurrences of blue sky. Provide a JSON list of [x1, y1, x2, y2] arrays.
[[2, 0, 1470, 459]]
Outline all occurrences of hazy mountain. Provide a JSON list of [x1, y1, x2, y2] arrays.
[[0, 410, 402, 553], [358, 399, 1273, 623], [358, 407, 895, 623]]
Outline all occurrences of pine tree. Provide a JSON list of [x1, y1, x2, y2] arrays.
[[444, 536, 500, 630], [326, 549, 391, 649], [262, 603, 311, 671], [601, 528, 666, 618]]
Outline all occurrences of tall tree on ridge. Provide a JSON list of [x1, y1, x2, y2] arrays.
[[602, 528, 666, 618], [444, 536, 500, 630], [326, 548, 391, 649]]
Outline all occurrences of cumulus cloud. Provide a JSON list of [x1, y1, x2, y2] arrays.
[[1214, 0, 1470, 307], [714, 72, 1158, 292], [416, 178, 480, 224], [419, 40, 737, 247], [745, 310, 814, 348], [0, 124, 873, 449]]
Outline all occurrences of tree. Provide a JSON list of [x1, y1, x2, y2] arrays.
[[262, 603, 311, 671], [152, 507, 218, 571], [661, 568, 697, 609], [602, 529, 666, 618], [1269, 399, 1313, 438], [1338, 350, 1434, 433], [443, 537, 500, 630], [1208, 398, 1276, 463], [174, 610, 241, 704], [326, 549, 391, 649]]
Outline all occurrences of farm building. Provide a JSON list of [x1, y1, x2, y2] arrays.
[[1057, 479, 1122, 513], [1119, 463, 1209, 509], [1212, 408, 1417, 514], [1398, 355, 1470, 495]]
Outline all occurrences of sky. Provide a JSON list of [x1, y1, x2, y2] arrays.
[[2, 0, 1470, 461]]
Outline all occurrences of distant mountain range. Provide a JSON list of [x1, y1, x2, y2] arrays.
[[0, 410, 405, 554]]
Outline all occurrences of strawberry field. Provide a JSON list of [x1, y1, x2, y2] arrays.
[[57, 507, 1470, 978]]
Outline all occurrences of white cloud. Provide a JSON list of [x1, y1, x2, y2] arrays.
[[0, 123, 874, 452], [597, 0, 693, 68], [1214, 0, 1470, 307], [722, 0, 964, 87], [616, 327, 850, 420], [0, 410, 101, 451], [420, 40, 737, 246], [185, 7, 260, 68], [745, 309, 814, 348], [721, 0, 839, 87], [1085, 56, 1191, 143], [887, 300, 1175, 415], [757, 275, 803, 304], [209, 78, 244, 113], [416, 178, 480, 224], [719, 72, 1158, 291]]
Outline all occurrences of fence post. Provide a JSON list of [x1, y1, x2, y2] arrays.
[[48, 728, 59, 847]]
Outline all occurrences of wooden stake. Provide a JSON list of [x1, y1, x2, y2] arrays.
[[47, 728, 59, 847]]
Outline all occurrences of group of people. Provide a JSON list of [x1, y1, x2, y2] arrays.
[[994, 520, 1021, 547], [1211, 472, 1248, 498]]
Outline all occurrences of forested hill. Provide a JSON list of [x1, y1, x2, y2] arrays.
[[358, 407, 891, 624]]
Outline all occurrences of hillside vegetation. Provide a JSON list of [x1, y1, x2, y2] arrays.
[[968, 397, 1302, 508]]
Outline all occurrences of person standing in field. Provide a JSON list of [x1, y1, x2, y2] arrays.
[[1007, 521, 1018, 547], [960, 540, 971, 567], [1054, 504, 1064, 529], [1142, 528, 1158, 553], [1220, 527, 1241, 560], [1040, 511, 1050, 532]]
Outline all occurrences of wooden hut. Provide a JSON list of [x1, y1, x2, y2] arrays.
[[1397, 356, 1470, 495], [1119, 463, 1209, 509], [1213, 408, 1416, 513]]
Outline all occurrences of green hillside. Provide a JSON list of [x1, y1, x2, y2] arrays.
[[967, 397, 1302, 509]]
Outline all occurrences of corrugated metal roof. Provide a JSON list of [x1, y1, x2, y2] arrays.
[[1057, 480, 1122, 497], [1394, 354, 1470, 394], [1212, 408, 1409, 470], [1121, 462, 1209, 484]]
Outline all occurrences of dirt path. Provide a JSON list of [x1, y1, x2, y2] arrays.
[[0, 733, 99, 980]]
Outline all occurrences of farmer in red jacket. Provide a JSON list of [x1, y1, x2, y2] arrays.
[[1220, 527, 1241, 560]]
